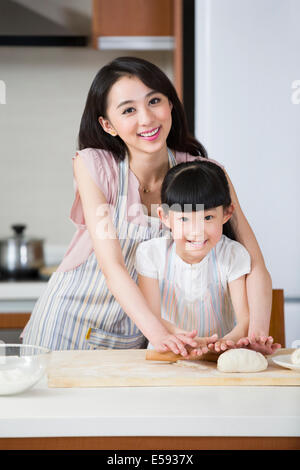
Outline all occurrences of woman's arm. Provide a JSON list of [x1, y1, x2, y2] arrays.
[[225, 171, 272, 337], [137, 274, 180, 335], [137, 274, 198, 346], [223, 275, 249, 342], [73, 154, 196, 355]]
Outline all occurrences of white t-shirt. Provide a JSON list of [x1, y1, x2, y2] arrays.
[[135, 235, 251, 337]]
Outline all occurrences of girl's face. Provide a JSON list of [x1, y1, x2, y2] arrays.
[[98, 75, 173, 158], [158, 205, 234, 264]]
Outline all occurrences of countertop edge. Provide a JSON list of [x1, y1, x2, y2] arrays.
[[1, 415, 300, 438]]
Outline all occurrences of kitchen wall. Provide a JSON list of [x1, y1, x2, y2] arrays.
[[0, 0, 174, 259]]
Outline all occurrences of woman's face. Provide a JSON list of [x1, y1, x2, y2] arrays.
[[99, 75, 173, 157]]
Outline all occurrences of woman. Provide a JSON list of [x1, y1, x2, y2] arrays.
[[22, 57, 273, 354]]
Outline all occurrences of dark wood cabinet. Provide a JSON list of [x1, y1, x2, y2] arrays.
[[93, 0, 174, 39], [92, 0, 183, 99]]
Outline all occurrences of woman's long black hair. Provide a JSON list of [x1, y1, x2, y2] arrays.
[[78, 56, 207, 161], [161, 160, 236, 240]]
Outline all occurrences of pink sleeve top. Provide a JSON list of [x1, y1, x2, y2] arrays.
[[57, 148, 222, 273]]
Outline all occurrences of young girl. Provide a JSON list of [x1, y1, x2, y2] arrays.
[[136, 160, 252, 355]]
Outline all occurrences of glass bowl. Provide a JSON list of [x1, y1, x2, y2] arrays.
[[0, 344, 51, 395]]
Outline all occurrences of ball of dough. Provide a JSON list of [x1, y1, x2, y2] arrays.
[[217, 349, 268, 373], [291, 348, 300, 364]]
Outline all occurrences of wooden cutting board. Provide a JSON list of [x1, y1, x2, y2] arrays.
[[47, 348, 300, 388]]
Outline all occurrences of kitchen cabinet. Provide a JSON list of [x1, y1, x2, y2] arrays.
[[0, 312, 30, 329], [0, 245, 61, 338], [0, 376, 299, 450], [92, 0, 174, 48], [0, 282, 46, 341], [92, 0, 183, 99]]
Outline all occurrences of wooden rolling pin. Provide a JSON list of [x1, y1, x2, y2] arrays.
[[145, 349, 218, 362]]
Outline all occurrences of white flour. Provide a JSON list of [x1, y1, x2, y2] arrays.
[[0, 368, 43, 395]]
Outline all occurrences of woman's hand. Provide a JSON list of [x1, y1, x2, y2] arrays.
[[151, 329, 198, 356], [236, 335, 281, 355]]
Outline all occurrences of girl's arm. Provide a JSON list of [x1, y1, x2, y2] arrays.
[[73, 154, 196, 355], [225, 171, 273, 338], [208, 275, 249, 353]]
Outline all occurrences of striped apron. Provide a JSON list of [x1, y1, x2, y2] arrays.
[[22, 149, 176, 350], [159, 240, 236, 339]]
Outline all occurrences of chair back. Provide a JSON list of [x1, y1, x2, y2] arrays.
[[269, 289, 285, 347]]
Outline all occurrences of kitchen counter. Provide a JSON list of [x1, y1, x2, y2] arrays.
[[0, 244, 65, 313], [0, 281, 47, 318], [0, 376, 300, 450], [0, 281, 47, 300]]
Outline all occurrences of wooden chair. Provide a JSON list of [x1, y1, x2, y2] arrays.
[[269, 289, 285, 347]]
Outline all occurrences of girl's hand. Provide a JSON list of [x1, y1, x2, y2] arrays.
[[207, 338, 236, 353], [187, 334, 219, 357], [151, 330, 198, 356], [236, 335, 281, 355]]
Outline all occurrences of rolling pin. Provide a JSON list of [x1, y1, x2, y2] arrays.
[[145, 349, 218, 362]]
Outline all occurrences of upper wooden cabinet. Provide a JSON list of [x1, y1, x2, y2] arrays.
[[92, 0, 183, 99], [92, 0, 174, 50]]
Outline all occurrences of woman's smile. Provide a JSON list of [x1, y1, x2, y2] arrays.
[[138, 126, 161, 140]]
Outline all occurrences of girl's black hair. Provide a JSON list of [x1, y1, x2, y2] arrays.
[[78, 56, 207, 161], [161, 160, 236, 240]]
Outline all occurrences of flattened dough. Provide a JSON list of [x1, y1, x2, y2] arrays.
[[175, 360, 208, 370], [291, 348, 300, 364], [217, 349, 268, 373]]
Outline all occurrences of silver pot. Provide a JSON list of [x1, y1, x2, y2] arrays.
[[0, 225, 45, 280]]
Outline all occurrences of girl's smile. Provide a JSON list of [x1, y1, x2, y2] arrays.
[[186, 239, 208, 250]]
